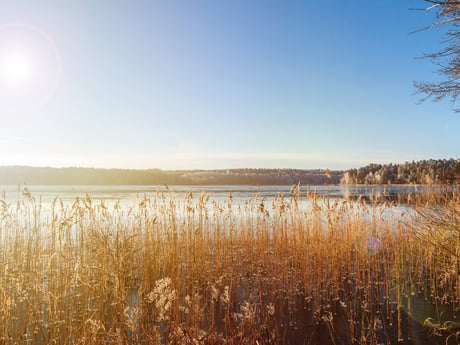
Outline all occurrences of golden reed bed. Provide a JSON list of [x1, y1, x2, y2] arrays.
[[0, 186, 458, 345]]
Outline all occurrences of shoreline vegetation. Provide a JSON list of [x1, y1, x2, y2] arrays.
[[0, 158, 459, 344], [0, 185, 459, 344], [0, 158, 458, 186]]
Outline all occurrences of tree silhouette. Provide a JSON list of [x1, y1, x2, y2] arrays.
[[414, 1, 460, 111]]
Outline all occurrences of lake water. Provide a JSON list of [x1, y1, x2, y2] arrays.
[[0, 184, 429, 209]]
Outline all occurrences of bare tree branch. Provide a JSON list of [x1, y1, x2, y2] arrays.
[[414, 1, 460, 111]]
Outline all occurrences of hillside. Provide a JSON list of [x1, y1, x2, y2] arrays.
[[0, 166, 342, 185]]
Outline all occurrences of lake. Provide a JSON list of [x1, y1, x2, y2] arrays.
[[0, 184, 430, 210]]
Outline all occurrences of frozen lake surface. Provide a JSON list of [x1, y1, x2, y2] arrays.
[[0, 184, 429, 205], [0, 185, 432, 223]]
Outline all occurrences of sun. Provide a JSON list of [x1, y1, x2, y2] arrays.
[[1, 53, 32, 85], [0, 23, 62, 112]]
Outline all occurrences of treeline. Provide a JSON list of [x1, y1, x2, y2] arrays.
[[341, 159, 460, 185], [0, 166, 342, 186], [2, 160, 457, 186]]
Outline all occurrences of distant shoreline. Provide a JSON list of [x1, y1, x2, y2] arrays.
[[0, 159, 458, 186], [0, 166, 343, 186]]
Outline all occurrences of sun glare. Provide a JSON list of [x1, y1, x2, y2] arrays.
[[0, 23, 62, 112], [1, 53, 31, 85]]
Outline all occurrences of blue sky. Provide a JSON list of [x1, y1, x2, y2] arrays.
[[0, 0, 458, 169]]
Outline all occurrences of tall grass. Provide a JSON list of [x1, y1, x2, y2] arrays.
[[0, 186, 458, 344]]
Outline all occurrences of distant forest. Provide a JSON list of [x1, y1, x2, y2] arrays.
[[341, 158, 460, 185], [0, 166, 342, 186], [0, 159, 458, 186]]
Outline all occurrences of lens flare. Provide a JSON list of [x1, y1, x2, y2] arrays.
[[0, 22, 62, 112]]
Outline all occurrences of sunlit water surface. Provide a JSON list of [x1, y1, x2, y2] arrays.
[[0, 184, 427, 203], [0, 184, 429, 221]]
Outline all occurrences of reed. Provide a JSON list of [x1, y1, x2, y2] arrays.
[[0, 186, 458, 344]]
